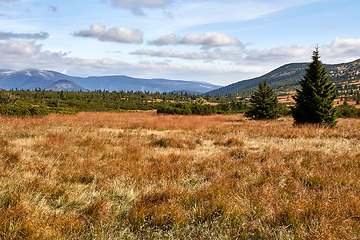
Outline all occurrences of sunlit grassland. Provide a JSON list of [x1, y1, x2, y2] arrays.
[[0, 112, 360, 239]]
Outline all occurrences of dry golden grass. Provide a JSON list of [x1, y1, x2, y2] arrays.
[[0, 112, 360, 239]]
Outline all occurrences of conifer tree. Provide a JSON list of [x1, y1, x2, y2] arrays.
[[245, 79, 281, 119], [292, 47, 337, 126]]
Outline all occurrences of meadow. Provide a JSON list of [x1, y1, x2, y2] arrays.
[[0, 112, 359, 239]]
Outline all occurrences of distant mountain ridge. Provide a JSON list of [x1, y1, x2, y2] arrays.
[[0, 69, 221, 93], [3, 58, 359, 96], [208, 58, 360, 96]]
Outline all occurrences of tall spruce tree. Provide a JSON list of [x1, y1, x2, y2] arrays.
[[245, 79, 281, 119], [292, 47, 337, 126]]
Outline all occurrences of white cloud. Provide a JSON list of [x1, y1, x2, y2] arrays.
[[131, 49, 155, 55], [0, 40, 41, 55], [0, 31, 49, 40], [102, 0, 173, 16], [151, 48, 171, 57], [148, 32, 244, 49], [73, 23, 143, 44], [147, 33, 178, 46], [327, 37, 360, 53], [0, 40, 68, 62], [169, 51, 204, 60], [0, 40, 120, 70], [319, 37, 360, 63], [244, 45, 312, 63], [180, 32, 244, 49], [233, 37, 360, 64]]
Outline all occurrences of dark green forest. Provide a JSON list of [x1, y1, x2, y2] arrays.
[[0, 88, 359, 118], [0, 89, 247, 116]]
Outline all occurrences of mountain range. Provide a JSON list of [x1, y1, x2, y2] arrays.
[[208, 58, 360, 96], [0, 69, 221, 93], [1, 58, 360, 96]]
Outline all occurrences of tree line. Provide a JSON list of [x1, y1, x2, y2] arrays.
[[0, 89, 250, 116], [0, 48, 359, 121]]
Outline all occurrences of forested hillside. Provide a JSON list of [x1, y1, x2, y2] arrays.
[[208, 58, 360, 96]]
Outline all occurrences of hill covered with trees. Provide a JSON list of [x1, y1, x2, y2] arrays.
[[208, 58, 360, 96]]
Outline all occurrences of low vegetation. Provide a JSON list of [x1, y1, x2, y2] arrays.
[[156, 102, 218, 115], [0, 112, 359, 239], [0, 89, 247, 116]]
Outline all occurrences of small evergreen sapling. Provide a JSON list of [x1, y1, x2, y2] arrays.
[[245, 79, 281, 119], [292, 47, 337, 126]]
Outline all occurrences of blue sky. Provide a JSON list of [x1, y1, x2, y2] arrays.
[[1, 0, 360, 85]]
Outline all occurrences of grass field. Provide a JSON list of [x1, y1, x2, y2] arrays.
[[0, 112, 360, 239]]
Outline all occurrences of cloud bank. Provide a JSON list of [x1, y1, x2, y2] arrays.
[[0, 40, 68, 59], [133, 37, 360, 65], [1, 37, 360, 85], [73, 23, 143, 44], [3, 37, 358, 69]]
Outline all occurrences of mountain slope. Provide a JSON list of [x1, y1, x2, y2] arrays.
[[208, 58, 360, 96], [0, 69, 221, 93], [47, 80, 87, 91], [72, 76, 220, 93], [0, 69, 81, 90]]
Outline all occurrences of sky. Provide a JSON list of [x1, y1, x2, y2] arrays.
[[1, 0, 360, 86]]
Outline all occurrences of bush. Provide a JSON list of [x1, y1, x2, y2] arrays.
[[336, 105, 360, 118], [157, 103, 216, 115], [48, 106, 78, 115], [0, 102, 50, 116], [0, 92, 19, 104]]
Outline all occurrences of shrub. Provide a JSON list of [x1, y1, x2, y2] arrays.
[[157, 103, 216, 115], [336, 105, 360, 118], [0, 102, 50, 116]]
